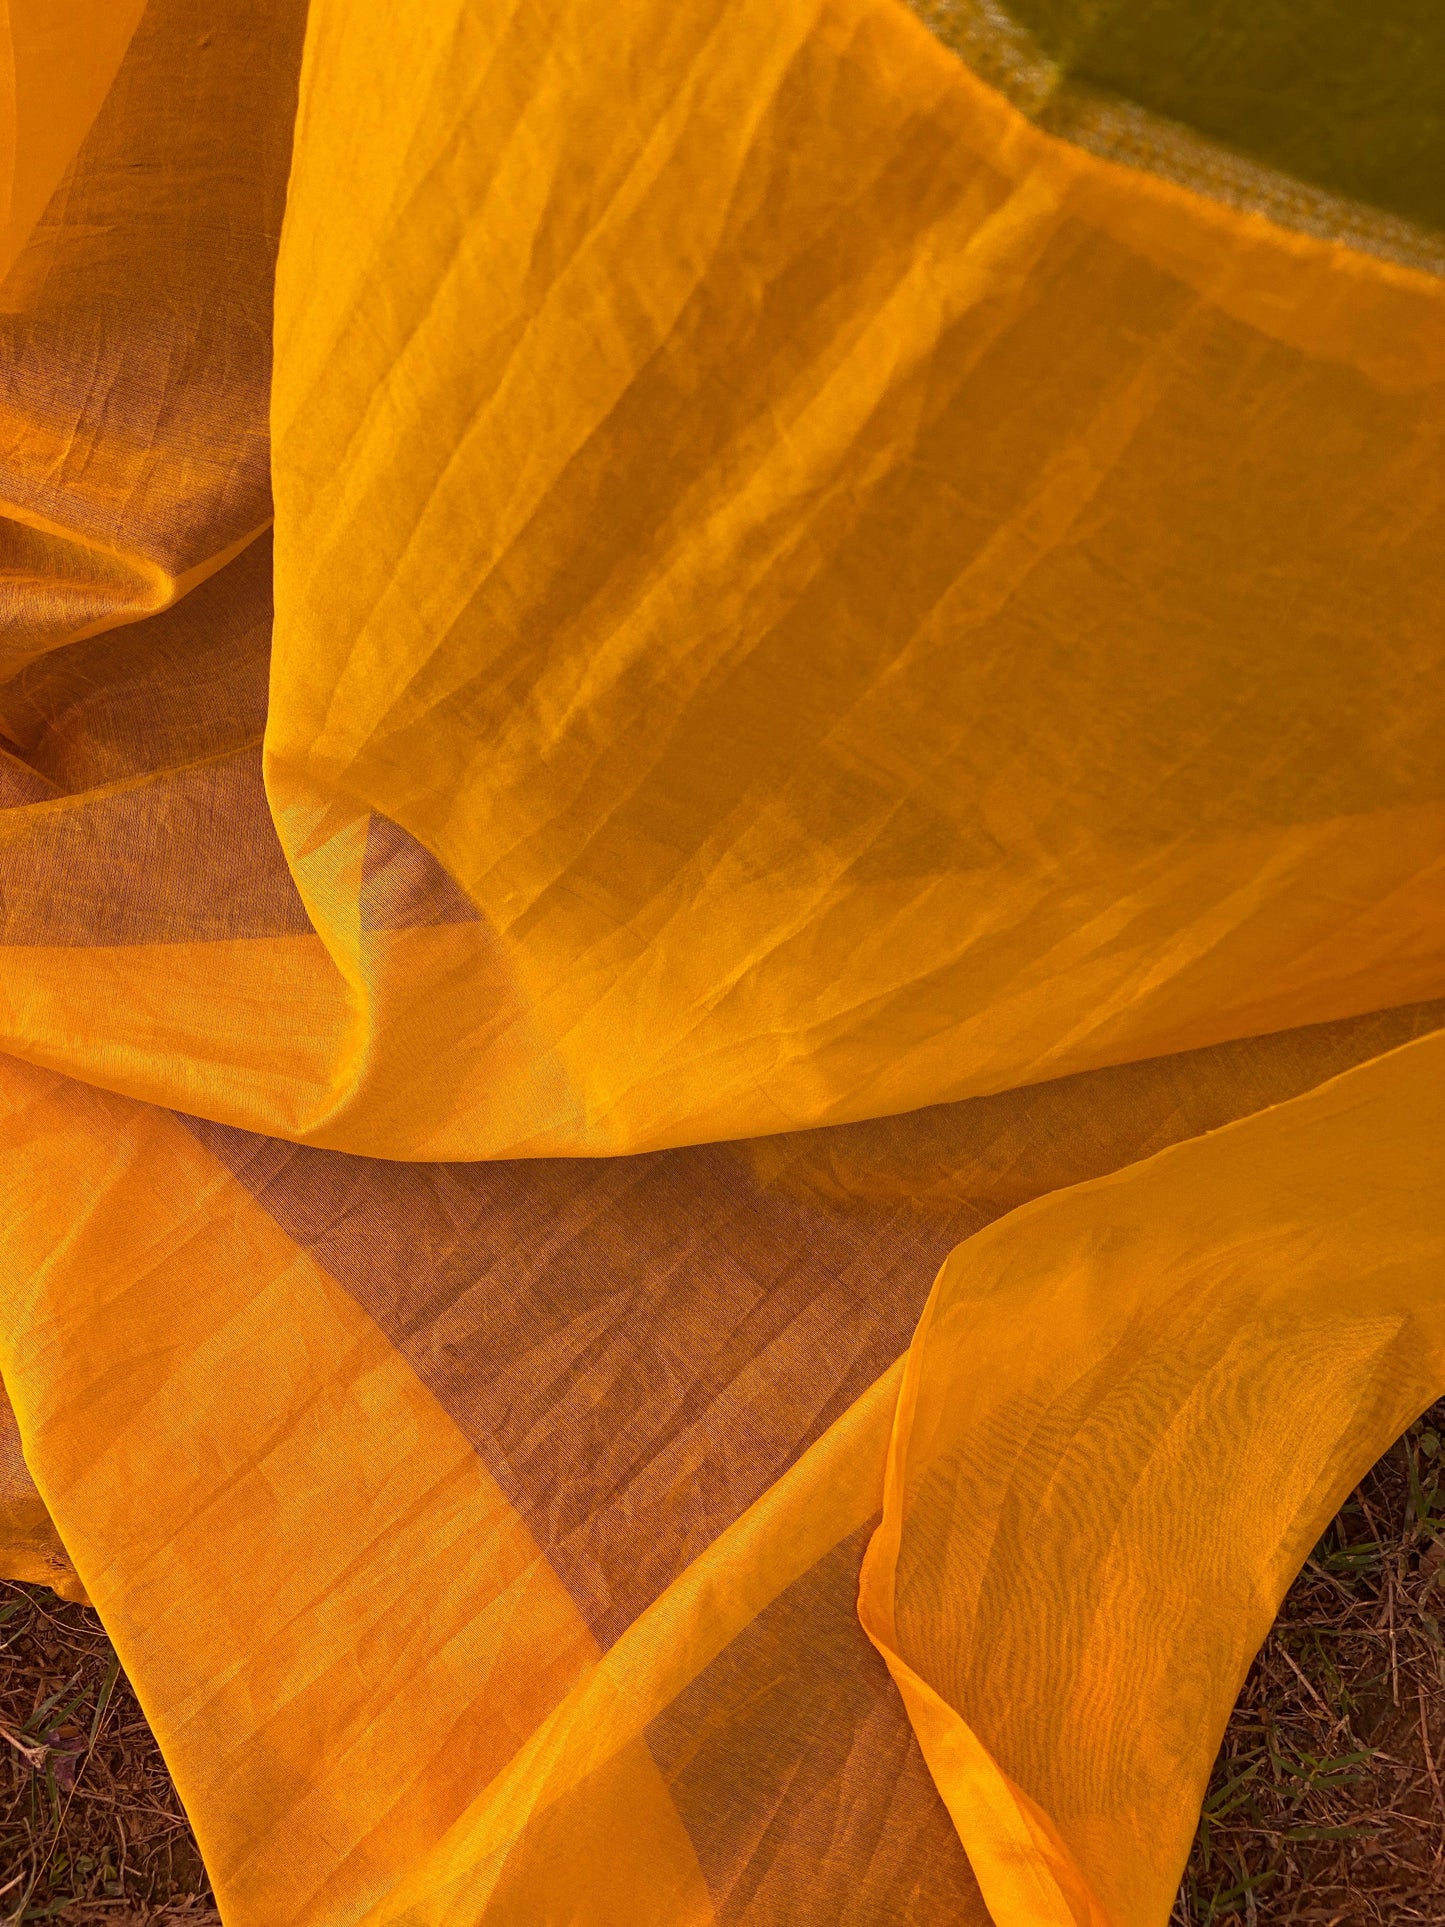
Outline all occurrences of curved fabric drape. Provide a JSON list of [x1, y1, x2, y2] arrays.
[[0, 0, 1441, 1922], [0, 0, 1439, 1155]]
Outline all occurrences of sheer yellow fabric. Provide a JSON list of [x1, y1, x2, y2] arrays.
[[0, 0, 1441, 1922], [0, 0, 145, 286], [0, 0, 1437, 1152], [860, 1031, 1445, 1924], [3, 1024, 1440, 1923], [265, 0, 1444, 1156]]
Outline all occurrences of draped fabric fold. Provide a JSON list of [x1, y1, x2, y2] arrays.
[[860, 1031, 1445, 1923], [0, 0, 1441, 1920]]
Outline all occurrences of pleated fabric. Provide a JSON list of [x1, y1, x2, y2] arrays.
[[0, 0, 1441, 1921]]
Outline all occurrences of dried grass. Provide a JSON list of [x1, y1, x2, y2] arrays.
[[1175, 1399, 1445, 1924], [1, 1400, 1442, 1922], [0, 1588, 212, 1923]]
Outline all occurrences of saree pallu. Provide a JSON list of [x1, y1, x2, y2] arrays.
[[0, 0, 1441, 1922]]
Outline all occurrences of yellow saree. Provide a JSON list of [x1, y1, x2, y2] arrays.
[[0, 0, 1441, 1920]]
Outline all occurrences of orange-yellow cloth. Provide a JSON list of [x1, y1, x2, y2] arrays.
[[2, 1020, 1440, 1924], [0, 1, 1441, 1924], [0, 1369, 85, 1601], [0, 0, 146, 287], [0, 0, 1438, 1153], [861, 1029, 1445, 1923]]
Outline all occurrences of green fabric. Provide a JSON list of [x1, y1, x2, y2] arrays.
[[995, 0, 1443, 231]]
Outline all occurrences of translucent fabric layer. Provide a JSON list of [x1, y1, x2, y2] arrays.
[[0, 0, 1437, 1152], [2, 1016, 1441, 1923], [0, 0, 1440, 1921]]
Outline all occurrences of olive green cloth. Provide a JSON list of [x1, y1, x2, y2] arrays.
[[910, 0, 1444, 230]]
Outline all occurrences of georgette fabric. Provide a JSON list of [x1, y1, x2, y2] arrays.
[[0, 1, 1440, 1922]]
